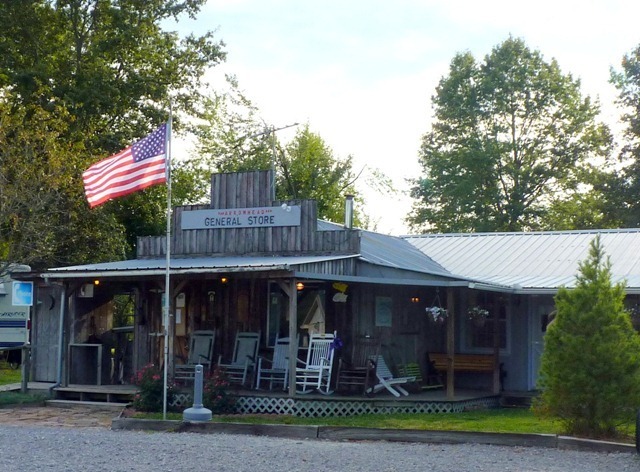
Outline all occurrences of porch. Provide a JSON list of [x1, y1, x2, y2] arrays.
[[228, 389, 501, 417], [46, 382, 500, 416]]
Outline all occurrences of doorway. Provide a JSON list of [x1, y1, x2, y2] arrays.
[[528, 298, 555, 390]]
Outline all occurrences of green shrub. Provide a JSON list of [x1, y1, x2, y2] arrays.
[[202, 368, 235, 414], [131, 363, 176, 412], [535, 236, 640, 438]]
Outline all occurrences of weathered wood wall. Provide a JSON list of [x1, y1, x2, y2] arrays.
[[137, 170, 360, 259]]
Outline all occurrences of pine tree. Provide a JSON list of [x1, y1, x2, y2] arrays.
[[535, 236, 640, 438]]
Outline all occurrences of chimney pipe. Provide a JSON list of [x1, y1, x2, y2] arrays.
[[344, 194, 354, 229]]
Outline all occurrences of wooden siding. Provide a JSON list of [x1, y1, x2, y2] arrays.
[[210, 171, 273, 209], [294, 259, 357, 277], [137, 171, 360, 259]]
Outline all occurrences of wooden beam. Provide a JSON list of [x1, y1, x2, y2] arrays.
[[492, 300, 502, 394], [287, 278, 298, 396], [276, 279, 292, 298], [446, 287, 455, 400]]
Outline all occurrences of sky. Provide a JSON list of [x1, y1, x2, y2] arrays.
[[171, 0, 640, 234]]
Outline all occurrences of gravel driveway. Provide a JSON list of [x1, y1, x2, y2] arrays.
[[1, 424, 638, 472]]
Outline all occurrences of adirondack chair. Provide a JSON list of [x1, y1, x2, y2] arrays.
[[255, 335, 297, 390], [217, 331, 260, 387], [366, 355, 416, 397], [174, 330, 216, 381], [295, 332, 337, 395], [336, 336, 380, 395]]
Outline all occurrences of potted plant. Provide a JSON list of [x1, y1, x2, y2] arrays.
[[426, 306, 448, 323], [467, 305, 490, 327]]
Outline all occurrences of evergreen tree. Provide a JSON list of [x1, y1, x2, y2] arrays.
[[535, 236, 640, 438]]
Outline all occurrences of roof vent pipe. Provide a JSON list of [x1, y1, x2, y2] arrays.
[[344, 194, 354, 229]]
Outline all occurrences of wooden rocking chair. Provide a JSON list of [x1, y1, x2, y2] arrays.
[[336, 336, 380, 395]]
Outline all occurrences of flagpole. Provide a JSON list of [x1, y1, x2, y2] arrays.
[[163, 107, 173, 420]]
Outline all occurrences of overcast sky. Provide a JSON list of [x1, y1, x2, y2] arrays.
[[172, 0, 640, 234]]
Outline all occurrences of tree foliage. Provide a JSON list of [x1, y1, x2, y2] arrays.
[[0, 0, 225, 266], [409, 37, 611, 233], [535, 236, 640, 438], [0, 94, 128, 274], [606, 44, 640, 227], [193, 81, 372, 227], [277, 125, 361, 225]]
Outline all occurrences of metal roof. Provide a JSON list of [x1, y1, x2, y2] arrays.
[[405, 229, 640, 293], [44, 222, 480, 286], [359, 229, 455, 278], [317, 220, 462, 280], [45, 254, 358, 279]]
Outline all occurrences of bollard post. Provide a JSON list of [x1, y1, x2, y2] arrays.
[[183, 364, 212, 422]]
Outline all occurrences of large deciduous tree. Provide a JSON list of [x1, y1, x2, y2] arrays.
[[607, 44, 640, 227], [0, 0, 225, 266], [408, 37, 611, 233]]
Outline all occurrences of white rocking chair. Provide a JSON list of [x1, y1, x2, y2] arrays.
[[217, 331, 260, 387], [295, 332, 337, 395]]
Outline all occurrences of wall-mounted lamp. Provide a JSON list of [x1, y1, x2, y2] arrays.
[[94, 280, 100, 286], [220, 277, 228, 284], [410, 297, 420, 303], [296, 282, 305, 291]]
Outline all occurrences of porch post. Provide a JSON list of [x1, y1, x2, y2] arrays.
[[287, 278, 298, 396], [492, 301, 501, 394], [446, 287, 455, 400]]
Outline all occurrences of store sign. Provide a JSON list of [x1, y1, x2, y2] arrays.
[[181, 205, 301, 230]]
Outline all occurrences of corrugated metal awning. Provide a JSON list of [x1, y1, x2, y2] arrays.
[[44, 254, 359, 279]]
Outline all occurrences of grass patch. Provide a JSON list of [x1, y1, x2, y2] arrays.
[[129, 407, 634, 443], [0, 365, 22, 386], [214, 408, 565, 434], [0, 391, 47, 408]]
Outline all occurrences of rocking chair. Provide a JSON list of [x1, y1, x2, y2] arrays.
[[217, 331, 260, 387], [174, 330, 216, 381], [336, 336, 380, 395], [295, 332, 337, 395], [255, 335, 297, 390]]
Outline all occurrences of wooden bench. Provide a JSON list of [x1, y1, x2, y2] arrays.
[[429, 353, 496, 373], [429, 352, 505, 391]]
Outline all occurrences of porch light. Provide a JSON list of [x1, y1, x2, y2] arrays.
[[411, 297, 420, 303], [296, 282, 305, 291], [220, 276, 228, 284], [94, 280, 100, 285]]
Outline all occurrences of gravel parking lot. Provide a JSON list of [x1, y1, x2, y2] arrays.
[[0, 421, 639, 472]]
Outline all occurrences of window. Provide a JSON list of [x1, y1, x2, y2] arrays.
[[464, 304, 509, 353]]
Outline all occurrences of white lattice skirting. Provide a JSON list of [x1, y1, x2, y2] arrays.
[[172, 393, 500, 417]]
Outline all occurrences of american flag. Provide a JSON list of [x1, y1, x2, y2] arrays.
[[83, 124, 168, 208]]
